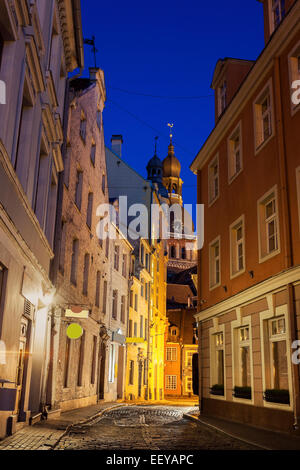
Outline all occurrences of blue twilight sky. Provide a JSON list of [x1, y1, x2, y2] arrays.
[[81, 0, 264, 207]]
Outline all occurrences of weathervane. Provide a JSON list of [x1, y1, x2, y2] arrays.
[[167, 123, 174, 143]]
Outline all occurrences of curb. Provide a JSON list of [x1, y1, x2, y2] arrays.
[[183, 413, 270, 450], [50, 403, 130, 450]]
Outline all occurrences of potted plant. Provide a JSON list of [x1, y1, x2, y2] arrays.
[[210, 384, 224, 396], [264, 389, 290, 404], [233, 386, 252, 399]]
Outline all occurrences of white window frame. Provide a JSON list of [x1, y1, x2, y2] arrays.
[[209, 236, 221, 290], [209, 322, 226, 400], [257, 185, 280, 263], [228, 121, 243, 183], [208, 154, 219, 206], [185, 376, 193, 393], [288, 40, 300, 116], [253, 79, 275, 154], [166, 347, 177, 362], [259, 302, 293, 410], [296, 166, 300, 234], [230, 215, 246, 279], [231, 313, 254, 404], [165, 375, 177, 391]]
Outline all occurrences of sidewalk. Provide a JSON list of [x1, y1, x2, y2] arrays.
[[0, 401, 127, 451], [187, 413, 300, 450]]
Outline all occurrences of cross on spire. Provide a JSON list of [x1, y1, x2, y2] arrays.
[[167, 123, 174, 144]]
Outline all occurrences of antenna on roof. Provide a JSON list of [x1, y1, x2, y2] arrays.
[[84, 35, 98, 68]]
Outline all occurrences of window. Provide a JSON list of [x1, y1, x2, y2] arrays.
[[82, 254, 90, 296], [186, 376, 193, 393], [218, 80, 227, 116], [185, 351, 194, 368], [95, 271, 101, 308], [129, 360, 134, 385], [86, 192, 93, 229], [171, 327, 178, 337], [208, 155, 219, 205], [70, 239, 79, 286], [77, 331, 85, 386], [170, 245, 176, 259], [268, 317, 289, 390], [181, 247, 186, 260], [258, 187, 280, 261], [80, 116, 87, 142], [108, 344, 116, 383], [134, 322, 138, 337], [140, 316, 144, 338], [237, 326, 251, 388], [209, 237, 221, 289], [134, 294, 138, 312], [102, 280, 107, 314], [121, 296, 126, 324], [97, 109, 102, 130], [75, 170, 83, 210], [289, 41, 300, 113], [130, 290, 133, 308], [141, 279, 145, 297], [128, 319, 133, 337], [230, 216, 245, 278], [105, 237, 109, 259], [112, 290, 118, 319], [114, 245, 120, 271], [102, 174, 106, 194], [91, 336, 97, 384], [228, 123, 242, 182], [166, 347, 177, 362], [270, 0, 285, 32], [145, 318, 148, 341], [166, 375, 177, 390], [122, 254, 127, 278], [90, 143, 96, 166], [210, 332, 225, 390], [254, 82, 274, 150]]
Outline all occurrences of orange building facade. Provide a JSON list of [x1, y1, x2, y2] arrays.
[[191, 0, 300, 432]]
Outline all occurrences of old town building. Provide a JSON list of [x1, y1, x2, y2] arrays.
[[0, 0, 83, 438], [106, 139, 168, 402], [46, 67, 110, 413], [125, 239, 151, 401], [190, 0, 300, 432]]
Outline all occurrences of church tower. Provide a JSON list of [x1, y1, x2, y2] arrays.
[[162, 129, 183, 206]]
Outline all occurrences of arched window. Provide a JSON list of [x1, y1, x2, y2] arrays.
[[83, 253, 90, 296], [170, 245, 176, 259]]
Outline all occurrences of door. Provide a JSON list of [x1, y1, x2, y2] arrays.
[[15, 317, 29, 420], [117, 345, 124, 399], [98, 341, 106, 400], [138, 361, 143, 398]]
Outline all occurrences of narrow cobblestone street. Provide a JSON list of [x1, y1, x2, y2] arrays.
[[53, 406, 257, 450]]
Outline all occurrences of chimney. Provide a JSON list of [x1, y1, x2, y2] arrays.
[[111, 135, 123, 157]]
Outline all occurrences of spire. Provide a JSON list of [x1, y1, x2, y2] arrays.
[[167, 123, 175, 155]]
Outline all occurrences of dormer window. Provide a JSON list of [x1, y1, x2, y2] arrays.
[[218, 81, 227, 116], [271, 0, 285, 32]]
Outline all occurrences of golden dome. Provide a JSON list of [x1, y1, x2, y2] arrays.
[[163, 143, 181, 178]]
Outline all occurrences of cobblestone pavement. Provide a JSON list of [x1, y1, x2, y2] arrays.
[[55, 406, 258, 450]]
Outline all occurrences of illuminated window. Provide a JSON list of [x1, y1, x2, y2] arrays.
[[258, 187, 280, 261], [166, 375, 177, 390], [166, 347, 177, 362]]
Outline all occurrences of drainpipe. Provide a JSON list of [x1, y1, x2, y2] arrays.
[[274, 57, 298, 429]]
